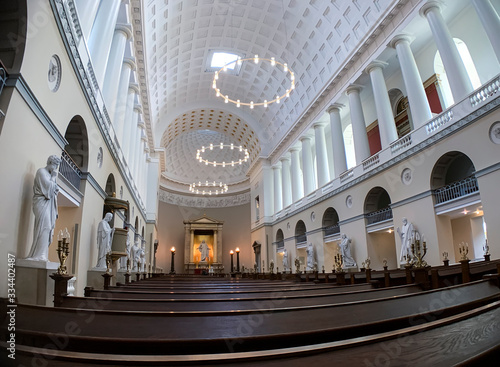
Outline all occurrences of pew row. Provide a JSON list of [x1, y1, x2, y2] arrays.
[[3, 279, 499, 356], [85, 282, 375, 299], [62, 284, 424, 311], [3, 295, 500, 366]]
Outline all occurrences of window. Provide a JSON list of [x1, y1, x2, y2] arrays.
[[206, 50, 244, 74]]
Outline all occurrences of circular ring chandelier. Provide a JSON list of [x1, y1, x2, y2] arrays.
[[212, 55, 295, 109], [189, 181, 229, 195], [196, 143, 249, 167]]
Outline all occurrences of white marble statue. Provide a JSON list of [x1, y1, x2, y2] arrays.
[[339, 234, 357, 268], [26, 155, 61, 261], [120, 232, 131, 269], [397, 217, 414, 263], [95, 213, 114, 268], [140, 242, 146, 272], [131, 237, 140, 272], [306, 243, 315, 270], [282, 249, 288, 271], [198, 240, 210, 261]]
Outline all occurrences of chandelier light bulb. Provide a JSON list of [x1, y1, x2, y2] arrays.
[[231, 161, 234, 166], [195, 144, 250, 167], [213, 56, 295, 108], [189, 181, 229, 195]]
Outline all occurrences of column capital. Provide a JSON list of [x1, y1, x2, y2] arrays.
[[129, 83, 140, 94], [346, 84, 364, 95], [272, 162, 282, 170], [313, 121, 328, 129], [289, 146, 301, 153], [138, 119, 146, 129], [365, 60, 389, 74], [279, 156, 291, 163], [419, 1, 443, 18], [326, 103, 345, 114], [123, 57, 136, 70], [133, 104, 143, 114], [299, 134, 314, 142], [388, 33, 415, 49], [115, 23, 133, 40]]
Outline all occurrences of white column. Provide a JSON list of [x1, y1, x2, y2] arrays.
[[121, 84, 139, 158], [327, 104, 348, 177], [262, 165, 274, 218], [313, 123, 330, 187], [102, 24, 132, 121], [366, 61, 398, 149], [273, 164, 283, 213], [300, 136, 316, 194], [132, 121, 145, 180], [290, 147, 304, 202], [389, 35, 433, 128], [280, 157, 292, 208], [346, 85, 371, 164], [127, 104, 142, 165], [113, 57, 136, 140], [420, 2, 473, 101], [471, 0, 500, 63], [75, 0, 101, 41], [87, 0, 122, 87]]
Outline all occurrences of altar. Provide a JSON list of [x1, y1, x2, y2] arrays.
[[183, 215, 224, 273]]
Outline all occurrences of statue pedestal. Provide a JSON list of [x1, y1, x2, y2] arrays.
[[16, 259, 59, 306]]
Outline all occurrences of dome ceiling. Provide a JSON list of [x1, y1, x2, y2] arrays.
[[143, 0, 403, 195]]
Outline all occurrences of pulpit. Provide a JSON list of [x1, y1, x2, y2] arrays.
[[184, 215, 224, 273]]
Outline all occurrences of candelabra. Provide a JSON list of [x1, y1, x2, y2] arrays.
[[269, 260, 274, 274], [459, 242, 469, 261], [236, 247, 240, 272], [410, 233, 428, 268], [334, 253, 343, 273], [382, 258, 388, 270], [294, 258, 301, 274], [56, 228, 70, 275], [230, 250, 234, 273], [105, 252, 112, 274], [364, 257, 371, 270], [442, 252, 449, 261], [484, 240, 490, 261], [170, 247, 176, 274]]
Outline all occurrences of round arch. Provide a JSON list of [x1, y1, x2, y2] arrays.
[[105, 174, 116, 196], [63, 115, 89, 171], [322, 207, 340, 236], [430, 151, 476, 190], [276, 228, 284, 243]]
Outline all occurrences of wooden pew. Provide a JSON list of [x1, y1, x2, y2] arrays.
[[61, 284, 424, 311], [85, 282, 376, 299], [6, 300, 500, 366], [3, 279, 499, 356]]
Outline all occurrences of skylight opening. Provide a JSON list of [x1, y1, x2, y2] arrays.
[[211, 52, 239, 70]]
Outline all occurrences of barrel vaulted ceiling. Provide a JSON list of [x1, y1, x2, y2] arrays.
[[141, 0, 468, 195]]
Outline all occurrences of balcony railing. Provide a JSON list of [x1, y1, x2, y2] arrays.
[[295, 234, 307, 244], [365, 207, 393, 225], [274, 240, 284, 249], [433, 176, 479, 205], [0, 66, 7, 97], [324, 224, 340, 237], [60, 151, 83, 190]]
